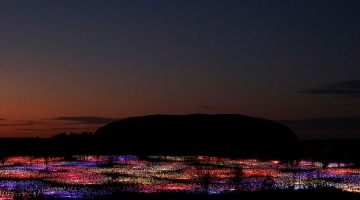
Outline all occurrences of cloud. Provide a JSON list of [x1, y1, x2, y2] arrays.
[[15, 128, 50, 131], [284, 107, 300, 110], [0, 120, 36, 127], [52, 117, 121, 124], [332, 103, 360, 108], [201, 104, 227, 111], [298, 80, 360, 98], [276, 116, 360, 131], [202, 105, 213, 109], [51, 126, 99, 130]]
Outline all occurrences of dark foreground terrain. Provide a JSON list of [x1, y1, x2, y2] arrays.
[[36, 189, 360, 200]]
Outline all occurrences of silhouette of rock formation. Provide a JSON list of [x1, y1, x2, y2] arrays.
[[93, 114, 299, 159]]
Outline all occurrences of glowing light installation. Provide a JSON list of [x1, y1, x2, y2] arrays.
[[0, 155, 357, 199]]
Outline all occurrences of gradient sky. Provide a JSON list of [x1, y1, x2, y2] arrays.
[[1, 0, 359, 139]]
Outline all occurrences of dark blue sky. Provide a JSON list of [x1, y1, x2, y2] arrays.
[[0, 0, 359, 139]]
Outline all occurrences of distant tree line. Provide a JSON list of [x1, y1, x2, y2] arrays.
[[0, 133, 360, 168], [52, 131, 93, 139]]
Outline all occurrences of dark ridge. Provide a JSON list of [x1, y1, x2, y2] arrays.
[[121, 188, 360, 199], [37, 188, 360, 200], [93, 114, 299, 159]]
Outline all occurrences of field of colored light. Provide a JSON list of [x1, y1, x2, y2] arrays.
[[0, 155, 358, 199]]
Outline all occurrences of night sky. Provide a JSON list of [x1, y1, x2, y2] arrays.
[[1, 0, 359, 139]]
